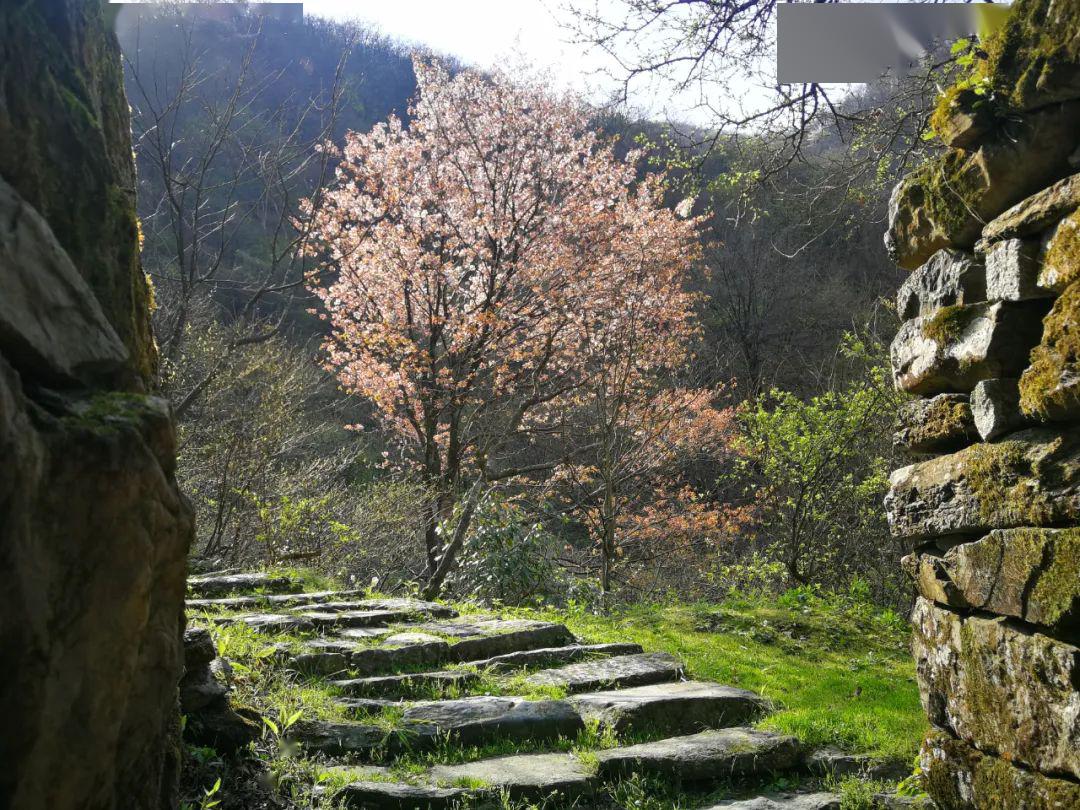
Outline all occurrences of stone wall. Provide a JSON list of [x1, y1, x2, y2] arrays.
[[0, 2, 192, 809], [885, 1, 1080, 807]]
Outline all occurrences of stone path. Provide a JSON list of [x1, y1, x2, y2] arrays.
[[185, 570, 896, 809]]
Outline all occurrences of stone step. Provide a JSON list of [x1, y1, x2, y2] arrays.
[[570, 680, 767, 735], [186, 589, 366, 610], [525, 652, 685, 693], [596, 727, 801, 783], [430, 752, 595, 802], [187, 572, 295, 598], [332, 781, 469, 810], [412, 618, 576, 661], [213, 613, 315, 633], [295, 608, 442, 630], [402, 695, 585, 746], [292, 633, 450, 676], [288, 720, 390, 757], [464, 642, 643, 672], [703, 793, 841, 810], [306, 695, 588, 754], [332, 669, 479, 698]]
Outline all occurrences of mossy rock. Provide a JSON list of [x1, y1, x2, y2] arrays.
[[1038, 210, 1080, 293], [912, 599, 1080, 780], [906, 528, 1080, 629], [885, 427, 1080, 540], [982, 0, 1080, 111], [885, 101, 1080, 269], [921, 730, 1080, 810], [1019, 280, 1080, 420], [894, 393, 977, 454]]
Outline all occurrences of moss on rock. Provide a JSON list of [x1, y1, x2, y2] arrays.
[[982, 0, 1080, 111], [1019, 280, 1080, 420]]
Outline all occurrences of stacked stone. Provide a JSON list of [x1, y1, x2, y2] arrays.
[[884, 2, 1080, 807]]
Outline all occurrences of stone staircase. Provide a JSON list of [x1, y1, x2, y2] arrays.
[[183, 570, 892, 809]]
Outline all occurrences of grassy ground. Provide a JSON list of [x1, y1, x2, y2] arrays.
[[520, 587, 926, 763]]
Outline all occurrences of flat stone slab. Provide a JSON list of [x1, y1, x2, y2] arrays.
[[570, 681, 767, 735], [292, 632, 452, 676], [213, 613, 315, 633], [187, 572, 295, 598], [296, 609, 436, 630], [429, 752, 595, 801], [413, 618, 576, 661], [703, 793, 840, 809], [186, 589, 365, 610], [333, 781, 469, 810], [288, 720, 390, 757], [465, 642, 643, 672], [596, 727, 801, 782], [403, 696, 584, 745], [526, 652, 684, 693], [332, 669, 479, 698], [340, 627, 395, 640]]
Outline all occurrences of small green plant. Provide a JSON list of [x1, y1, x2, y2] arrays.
[[181, 777, 222, 810]]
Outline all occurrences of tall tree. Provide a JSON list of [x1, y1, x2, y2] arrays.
[[305, 60, 700, 595]]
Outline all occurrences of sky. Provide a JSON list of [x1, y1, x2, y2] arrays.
[[300, 0, 766, 125]]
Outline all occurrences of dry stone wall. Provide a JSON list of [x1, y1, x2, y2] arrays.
[[885, 2, 1080, 807]]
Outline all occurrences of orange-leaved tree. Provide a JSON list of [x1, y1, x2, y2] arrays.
[[304, 60, 701, 596]]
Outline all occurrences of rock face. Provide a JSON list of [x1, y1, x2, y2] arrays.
[[0, 3, 193, 809], [885, 2, 1080, 804]]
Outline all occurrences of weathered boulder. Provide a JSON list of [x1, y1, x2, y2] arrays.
[[893, 394, 977, 454], [885, 102, 1080, 269], [912, 599, 1080, 779], [890, 301, 1048, 395], [970, 378, 1026, 440], [905, 528, 1080, 630], [885, 427, 1080, 541], [1020, 280, 1080, 420], [896, 249, 985, 320], [333, 781, 469, 810], [984, 238, 1052, 301], [921, 730, 1080, 810]]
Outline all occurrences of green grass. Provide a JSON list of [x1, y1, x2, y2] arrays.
[[517, 588, 925, 763]]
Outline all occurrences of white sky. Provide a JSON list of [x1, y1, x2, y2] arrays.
[[301, 0, 770, 125]]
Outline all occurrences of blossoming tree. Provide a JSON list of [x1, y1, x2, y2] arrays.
[[305, 60, 706, 595]]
